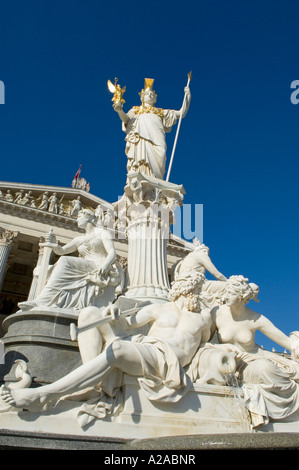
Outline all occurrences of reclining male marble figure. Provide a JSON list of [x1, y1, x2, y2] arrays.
[[0, 273, 236, 414], [1, 271, 299, 430]]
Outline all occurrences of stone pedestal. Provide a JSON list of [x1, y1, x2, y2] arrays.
[[0, 378, 252, 439], [117, 172, 185, 302], [0, 307, 81, 385], [0, 296, 147, 386], [1, 377, 299, 448]]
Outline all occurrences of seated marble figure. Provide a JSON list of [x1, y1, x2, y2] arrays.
[[19, 208, 122, 313]]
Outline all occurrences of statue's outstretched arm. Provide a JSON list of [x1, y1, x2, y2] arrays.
[[113, 101, 129, 125], [40, 237, 79, 256], [180, 86, 191, 118], [198, 252, 227, 281], [257, 314, 294, 353], [173, 86, 191, 119]]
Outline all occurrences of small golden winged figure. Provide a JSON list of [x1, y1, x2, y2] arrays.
[[107, 78, 126, 106]]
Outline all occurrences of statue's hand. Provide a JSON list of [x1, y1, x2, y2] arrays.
[[40, 230, 57, 249], [184, 85, 191, 95], [215, 343, 241, 357], [113, 101, 123, 112], [98, 262, 110, 276], [103, 304, 120, 321]]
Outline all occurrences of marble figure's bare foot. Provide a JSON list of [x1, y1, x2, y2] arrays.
[[18, 301, 37, 311], [0, 384, 49, 410]]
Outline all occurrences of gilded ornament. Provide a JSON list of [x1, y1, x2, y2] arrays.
[[132, 104, 164, 118], [107, 78, 126, 105]]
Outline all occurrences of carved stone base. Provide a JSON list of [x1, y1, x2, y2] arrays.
[[1, 376, 299, 441], [0, 307, 81, 385], [0, 297, 149, 386], [0, 377, 252, 439]]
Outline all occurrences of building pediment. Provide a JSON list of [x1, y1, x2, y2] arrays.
[[0, 181, 112, 232], [0, 181, 193, 255]]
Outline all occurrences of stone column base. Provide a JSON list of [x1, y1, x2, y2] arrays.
[[0, 307, 81, 385]]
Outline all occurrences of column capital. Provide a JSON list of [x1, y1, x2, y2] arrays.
[[0, 229, 18, 246]]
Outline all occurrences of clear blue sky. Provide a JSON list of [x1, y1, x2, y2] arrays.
[[0, 0, 298, 351]]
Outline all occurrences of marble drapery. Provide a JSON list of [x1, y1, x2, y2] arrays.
[[122, 109, 179, 179]]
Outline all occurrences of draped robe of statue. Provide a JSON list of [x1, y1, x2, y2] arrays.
[[122, 107, 179, 179], [21, 229, 122, 312], [237, 348, 299, 427]]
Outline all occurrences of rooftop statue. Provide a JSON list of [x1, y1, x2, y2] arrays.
[[109, 76, 191, 180]]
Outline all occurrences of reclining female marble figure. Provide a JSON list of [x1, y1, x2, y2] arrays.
[[0, 273, 236, 416], [19, 208, 122, 312], [209, 275, 299, 427], [113, 78, 191, 180]]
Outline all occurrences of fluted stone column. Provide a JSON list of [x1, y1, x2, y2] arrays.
[[0, 229, 18, 292], [126, 209, 170, 300], [118, 172, 185, 302]]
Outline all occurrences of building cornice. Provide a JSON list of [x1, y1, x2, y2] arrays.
[[0, 181, 112, 209], [0, 181, 193, 255]]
